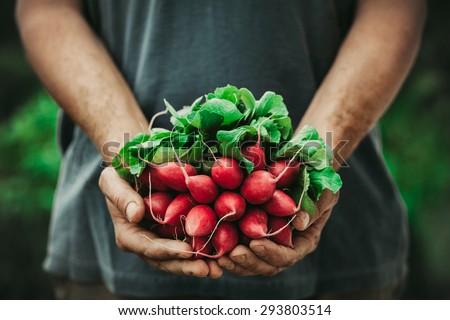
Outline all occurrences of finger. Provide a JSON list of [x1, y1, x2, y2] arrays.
[[227, 245, 282, 276], [249, 238, 298, 268], [206, 259, 223, 279], [146, 258, 210, 277], [307, 190, 338, 227], [217, 255, 260, 276], [292, 210, 310, 231], [250, 209, 331, 267], [113, 218, 193, 260], [292, 209, 332, 257], [99, 166, 145, 223]]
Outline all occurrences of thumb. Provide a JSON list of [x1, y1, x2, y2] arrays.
[[99, 166, 145, 223]]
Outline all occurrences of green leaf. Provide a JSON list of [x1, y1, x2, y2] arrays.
[[111, 155, 135, 184], [164, 99, 191, 130], [239, 87, 256, 120], [216, 126, 257, 173], [302, 193, 317, 215], [274, 125, 322, 159], [151, 147, 191, 164], [211, 85, 241, 105], [254, 91, 288, 119], [250, 117, 281, 144], [185, 139, 204, 164], [272, 115, 293, 141], [190, 96, 204, 111], [190, 109, 225, 130], [116, 133, 151, 176], [308, 167, 343, 201], [288, 166, 316, 215], [189, 98, 244, 130], [309, 148, 328, 170]]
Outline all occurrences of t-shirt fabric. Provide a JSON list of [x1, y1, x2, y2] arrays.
[[44, 0, 409, 299]]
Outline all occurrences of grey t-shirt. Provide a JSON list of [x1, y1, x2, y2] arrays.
[[44, 0, 408, 298]]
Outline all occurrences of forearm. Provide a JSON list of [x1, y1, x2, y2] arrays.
[[298, 0, 426, 168], [16, 0, 148, 160]]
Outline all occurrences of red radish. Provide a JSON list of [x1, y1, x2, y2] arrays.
[[211, 158, 244, 190], [268, 217, 294, 248], [168, 146, 219, 203], [239, 207, 297, 241], [241, 144, 266, 170], [164, 193, 196, 226], [140, 166, 170, 191], [142, 222, 238, 260], [144, 192, 173, 221], [186, 175, 219, 204], [187, 222, 239, 259], [214, 192, 246, 221], [211, 222, 239, 257], [238, 207, 269, 239], [190, 236, 214, 258], [151, 224, 182, 240], [185, 205, 217, 237], [240, 170, 277, 204], [155, 162, 197, 192], [269, 160, 300, 188], [261, 190, 297, 217]]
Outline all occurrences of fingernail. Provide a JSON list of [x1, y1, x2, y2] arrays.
[[300, 211, 310, 230], [252, 245, 266, 257], [126, 202, 137, 222], [233, 254, 246, 264], [224, 261, 235, 271]]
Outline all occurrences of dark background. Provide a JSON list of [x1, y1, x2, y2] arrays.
[[1, 2, 449, 299]]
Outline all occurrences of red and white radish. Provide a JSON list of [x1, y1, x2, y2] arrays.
[[238, 207, 269, 239], [190, 236, 214, 258], [241, 143, 266, 170], [239, 207, 297, 240], [151, 224, 182, 240], [144, 192, 173, 222], [268, 160, 300, 188], [140, 166, 170, 191], [164, 193, 196, 226], [261, 190, 297, 217], [154, 162, 197, 192], [185, 205, 218, 237], [211, 158, 244, 190], [214, 191, 246, 221], [186, 174, 219, 204], [268, 217, 294, 248], [211, 222, 239, 257], [240, 170, 277, 204], [194, 222, 239, 259]]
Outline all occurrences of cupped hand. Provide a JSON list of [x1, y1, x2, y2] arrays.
[[218, 190, 339, 276], [98, 166, 223, 279]]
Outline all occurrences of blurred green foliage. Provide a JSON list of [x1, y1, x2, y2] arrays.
[[0, 93, 60, 299], [0, 0, 449, 300], [0, 93, 61, 214]]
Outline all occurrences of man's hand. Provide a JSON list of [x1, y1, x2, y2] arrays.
[[98, 167, 223, 279], [218, 190, 339, 276]]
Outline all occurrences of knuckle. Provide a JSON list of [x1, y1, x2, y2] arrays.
[[111, 191, 128, 212]]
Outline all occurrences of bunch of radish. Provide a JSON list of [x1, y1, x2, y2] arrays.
[[113, 85, 342, 259]]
